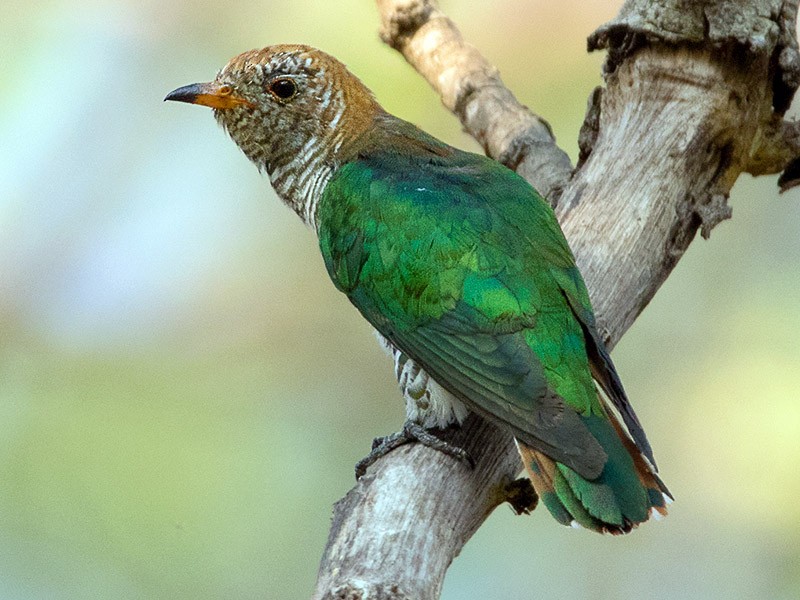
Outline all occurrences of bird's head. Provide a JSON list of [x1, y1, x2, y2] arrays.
[[166, 44, 381, 222]]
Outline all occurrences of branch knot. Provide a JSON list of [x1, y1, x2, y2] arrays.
[[378, 0, 436, 50], [696, 192, 733, 239], [327, 582, 412, 600]]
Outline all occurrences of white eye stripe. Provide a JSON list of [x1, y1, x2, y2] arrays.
[[327, 90, 344, 129]]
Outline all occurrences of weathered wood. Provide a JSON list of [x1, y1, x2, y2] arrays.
[[560, 45, 761, 342], [312, 1, 800, 598], [315, 416, 519, 600]]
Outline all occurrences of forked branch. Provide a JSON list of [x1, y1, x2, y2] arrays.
[[312, 1, 800, 598]]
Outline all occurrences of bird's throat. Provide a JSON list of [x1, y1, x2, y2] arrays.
[[268, 152, 335, 229]]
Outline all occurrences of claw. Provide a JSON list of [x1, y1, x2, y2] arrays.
[[354, 420, 475, 479]]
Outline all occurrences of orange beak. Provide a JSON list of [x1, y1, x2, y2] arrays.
[[164, 82, 254, 110]]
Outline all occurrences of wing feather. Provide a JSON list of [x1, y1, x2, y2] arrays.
[[317, 146, 634, 479]]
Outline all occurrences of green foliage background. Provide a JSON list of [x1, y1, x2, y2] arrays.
[[1, 1, 798, 598]]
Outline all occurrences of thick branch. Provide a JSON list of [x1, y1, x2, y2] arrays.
[[314, 416, 522, 600], [559, 45, 763, 342], [588, 0, 800, 188], [313, 1, 800, 599]]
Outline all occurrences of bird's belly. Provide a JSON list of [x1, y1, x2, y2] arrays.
[[375, 332, 469, 429]]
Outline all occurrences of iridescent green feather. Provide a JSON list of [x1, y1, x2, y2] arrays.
[[316, 114, 666, 530]]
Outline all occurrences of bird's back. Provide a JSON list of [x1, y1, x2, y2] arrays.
[[318, 115, 604, 465], [317, 113, 669, 533]]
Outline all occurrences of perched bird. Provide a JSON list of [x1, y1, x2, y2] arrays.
[[166, 44, 670, 533]]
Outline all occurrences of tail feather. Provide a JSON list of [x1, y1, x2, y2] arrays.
[[517, 442, 573, 527], [608, 412, 671, 517], [516, 412, 670, 534]]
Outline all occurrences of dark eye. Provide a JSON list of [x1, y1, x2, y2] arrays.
[[268, 77, 297, 100]]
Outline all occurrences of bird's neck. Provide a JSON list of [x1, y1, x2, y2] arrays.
[[265, 91, 384, 230], [267, 139, 336, 230], [268, 111, 458, 231]]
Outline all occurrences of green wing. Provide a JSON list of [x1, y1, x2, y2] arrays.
[[317, 139, 647, 478]]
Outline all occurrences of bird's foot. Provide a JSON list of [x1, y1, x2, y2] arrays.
[[354, 421, 475, 479]]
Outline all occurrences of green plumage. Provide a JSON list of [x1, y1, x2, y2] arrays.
[[318, 114, 668, 532], [168, 44, 670, 533]]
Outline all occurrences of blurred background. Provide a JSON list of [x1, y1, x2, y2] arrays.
[[1, 0, 798, 598]]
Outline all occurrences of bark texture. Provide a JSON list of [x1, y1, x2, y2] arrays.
[[312, 1, 800, 598]]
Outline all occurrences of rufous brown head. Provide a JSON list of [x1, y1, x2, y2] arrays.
[[166, 45, 382, 222]]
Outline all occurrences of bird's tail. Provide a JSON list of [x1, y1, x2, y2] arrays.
[[516, 412, 671, 534]]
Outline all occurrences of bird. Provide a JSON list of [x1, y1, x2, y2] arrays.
[[166, 44, 670, 533]]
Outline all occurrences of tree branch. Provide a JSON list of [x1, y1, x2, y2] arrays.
[[375, 0, 573, 204], [312, 1, 800, 598]]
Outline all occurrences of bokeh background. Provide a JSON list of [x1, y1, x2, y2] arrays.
[[1, 0, 799, 598]]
